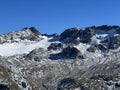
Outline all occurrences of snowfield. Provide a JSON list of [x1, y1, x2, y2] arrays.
[[0, 36, 52, 56]]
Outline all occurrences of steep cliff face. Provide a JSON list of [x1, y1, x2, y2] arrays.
[[0, 25, 120, 90]]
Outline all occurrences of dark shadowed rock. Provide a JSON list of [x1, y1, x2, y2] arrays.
[[116, 29, 120, 34], [57, 78, 80, 90], [108, 35, 120, 49], [50, 46, 85, 60], [29, 27, 41, 36], [0, 84, 10, 90], [25, 48, 46, 61], [90, 75, 113, 81], [77, 27, 94, 43], [87, 45, 97, 52], [42, 33, 59, 37], [96, 44, 107, 51], [48, 43, 63, 50], [60, 27, 80, 41], [60, 27, 95, 44], [61, 46, 83, 59], [96, 25, 120, 31], [22, 82, 27, 88], [101, 35, 120, 49], [87, 44, 107, 52], [115, 83, 120, 88]]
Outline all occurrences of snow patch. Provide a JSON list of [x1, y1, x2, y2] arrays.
[[74, 43, 90, 53], [95, 29, 117, 41]]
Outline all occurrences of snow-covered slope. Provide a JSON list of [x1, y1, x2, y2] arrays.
[[0, 25, 120, 90], [0, 36, 51, 56]]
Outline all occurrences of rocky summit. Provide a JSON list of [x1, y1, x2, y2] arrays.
[[0, 25, 120, 90]]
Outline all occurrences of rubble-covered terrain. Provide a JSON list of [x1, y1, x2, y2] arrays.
[[0, 25, 120, 90]]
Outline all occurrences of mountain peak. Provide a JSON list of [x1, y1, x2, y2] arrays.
[[0, 27, 41, 44], [22, 27, 40, 36]]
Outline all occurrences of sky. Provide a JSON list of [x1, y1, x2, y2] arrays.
[[0, 0, 120, 34]]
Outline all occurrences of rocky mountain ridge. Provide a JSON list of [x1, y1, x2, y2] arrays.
[[0, 25, 120, 90], [0, 27, 41, 44]]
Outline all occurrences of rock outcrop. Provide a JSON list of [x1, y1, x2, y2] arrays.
[[25, 48, 47, 61], [48, 43, 63, 51], [50, 46, 84, 59]]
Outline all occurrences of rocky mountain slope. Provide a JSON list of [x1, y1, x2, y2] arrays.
[[0, 25, 120, 90]]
